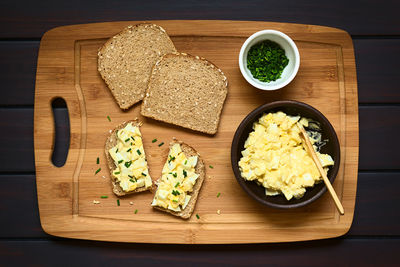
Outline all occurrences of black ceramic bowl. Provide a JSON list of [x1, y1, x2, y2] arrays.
[[231, 100, 340, 209]]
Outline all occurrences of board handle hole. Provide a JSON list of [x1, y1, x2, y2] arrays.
[[51, 97, 70, 167]]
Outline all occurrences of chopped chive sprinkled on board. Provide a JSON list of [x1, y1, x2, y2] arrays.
[[96, 157, 99, 164], [246, 40, 289, 83], [107, 116, 111, 122], [209, 165, 214, 169], [217, 192, 221, 198], [117, 199, 120, 206], [152, 138, 157, 143], [134, 209, 138, 214], [137, 149, 141, 155], [158, 142, 164, 147], [95, 168, 101, 175], [196, 214, 200, 219], [100, 195, 108, 199]]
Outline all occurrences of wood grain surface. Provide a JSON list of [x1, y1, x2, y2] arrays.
[[1, 0, 400, 37], [34, 20, 358, 243]]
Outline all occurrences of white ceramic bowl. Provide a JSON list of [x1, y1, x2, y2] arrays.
[[239, 30, 300, 91]]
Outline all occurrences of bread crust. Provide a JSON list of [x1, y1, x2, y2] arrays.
[[104, 119, 154, 196], [152, 139, 205, 219]]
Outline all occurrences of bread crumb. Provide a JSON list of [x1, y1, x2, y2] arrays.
[[208, 175, 211, 179], [102, 175, 106, 179], [93, 200, 100, 204], [217, 210, 221, 215], [129, 201, 134, 205]]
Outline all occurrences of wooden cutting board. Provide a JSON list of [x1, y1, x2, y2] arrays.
[[34, 20, 359, 244]]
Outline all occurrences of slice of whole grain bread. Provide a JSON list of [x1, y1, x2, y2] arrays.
[[105, 120, 154, 196], [140, 52, 228, 135], [98, 23, 177, 109], [153, 140, 205, 219]]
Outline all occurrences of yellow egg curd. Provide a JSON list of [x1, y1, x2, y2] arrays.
[[151, 143, 199, 212], [238, 111, 334, 200], [108, 123, 152, 192]]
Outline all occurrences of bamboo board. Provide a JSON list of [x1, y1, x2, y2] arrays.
[[34, 20, 359, 243]]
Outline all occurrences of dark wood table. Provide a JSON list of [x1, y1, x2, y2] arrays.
[[1, 1, 399, 265]]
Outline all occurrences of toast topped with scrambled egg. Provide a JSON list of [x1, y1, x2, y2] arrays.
[[151, 140, 205, 219], [105, 120, 154, 196]]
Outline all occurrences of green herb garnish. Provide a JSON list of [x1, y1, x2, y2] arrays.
[[246, 40, 289, 83], [209, 165, 214, 169], [115, 148, 118, 153], [175, 182, 180, 188], [125, 138, 130, 142], [168, 155, 176, 163], [158, 142, 164, 147], [137, 149, 141, 155], [128, 175, 133, 178], [183, 170, 187, 178], [96, 157, 99, 164], [172, 172, 177, 178], [152, 138, 157, 143], [141, 172, 147, 176], [127, 148, 132, 152], [134, 209, 138, 214], [196, 214, 200, 219], [172, 200, 178, 203], [184, 160, 187, 165], [124, 161, 132, 168], [131, 136, 135, 141], [114, 171, 120, 175], [95, 168, 101, 175], [107, 115, 111, 122], [117, 199, 120, 206], [129, 178, 135, 183], [100, 195, 108, 199], [172, 190, 180, 196], [217, 192, 221, 198], [118, 160, 123, 164]]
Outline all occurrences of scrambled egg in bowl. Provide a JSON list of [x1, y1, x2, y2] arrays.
[[238, 111, 334, 200]]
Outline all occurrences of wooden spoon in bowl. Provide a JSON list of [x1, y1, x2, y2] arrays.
[[297, 122, 345, 215]]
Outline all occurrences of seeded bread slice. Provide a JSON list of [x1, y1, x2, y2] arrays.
[[153, 140, 205, 219], [141, 52, 228, 134], [105, 120, 154, 196], [98, 24, 177, 109]]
